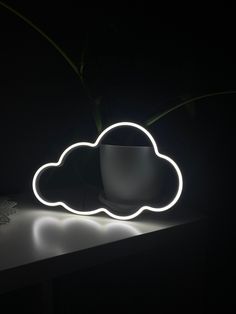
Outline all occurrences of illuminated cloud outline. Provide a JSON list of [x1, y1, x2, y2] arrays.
[[32, 122, 183, 220]]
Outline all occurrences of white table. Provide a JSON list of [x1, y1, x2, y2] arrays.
[[0, 195, 205, 312]]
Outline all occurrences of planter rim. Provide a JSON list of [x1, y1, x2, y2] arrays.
[[100, 144, 153, 149]]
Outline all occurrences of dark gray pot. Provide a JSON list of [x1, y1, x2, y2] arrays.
[[99, 144, 161, 207]]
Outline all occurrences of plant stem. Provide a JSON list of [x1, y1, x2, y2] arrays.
[[145, 91, 236, 127]]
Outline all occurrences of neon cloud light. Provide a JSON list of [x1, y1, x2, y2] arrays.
[[32, 122, 183, 220]]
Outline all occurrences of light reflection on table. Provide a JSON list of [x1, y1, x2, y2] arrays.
[[33, 215, 140, 255], [0, 205, 185, 272]]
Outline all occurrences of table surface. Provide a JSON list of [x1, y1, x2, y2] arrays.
[[0, 196, 201, 272], [0, 195, 204, 294]]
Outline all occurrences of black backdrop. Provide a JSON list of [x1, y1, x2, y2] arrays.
[[0, 3, 235, 310], [0, 3, 234, 212]]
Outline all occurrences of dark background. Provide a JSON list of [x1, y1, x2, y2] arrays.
[[0, 2, 235, 312], [0, 3, 234, 205]]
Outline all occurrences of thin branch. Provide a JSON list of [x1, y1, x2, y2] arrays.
[[145, 91, 236, 127]]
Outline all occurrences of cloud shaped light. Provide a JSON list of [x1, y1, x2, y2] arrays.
[[32, 122, 183, 220]]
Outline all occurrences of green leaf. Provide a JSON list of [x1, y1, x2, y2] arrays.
[[92, 101, 103, 134], [144, 91, 236, 127], [0, 1, 104, 133], [0, 1, 81, 80]]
